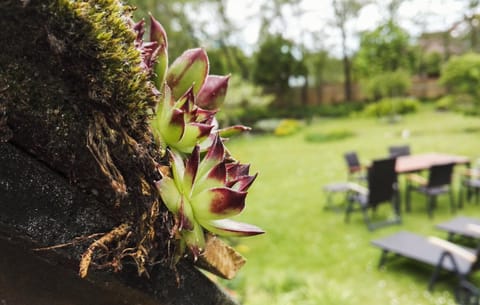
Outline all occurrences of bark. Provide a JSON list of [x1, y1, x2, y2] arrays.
[[0, 1, 238, 304]]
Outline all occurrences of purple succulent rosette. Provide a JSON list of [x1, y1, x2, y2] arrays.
[[132, 14, 263, 260]]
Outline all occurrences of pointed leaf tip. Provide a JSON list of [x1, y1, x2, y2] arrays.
[[196, 75, 230, 110], [205, 219, 265, 237], [149, 13, 168, 48], [166, 48, 209, 99]]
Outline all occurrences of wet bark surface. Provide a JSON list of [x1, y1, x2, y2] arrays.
[[0, 1, 238, 304], [0, 143, 238, 305]]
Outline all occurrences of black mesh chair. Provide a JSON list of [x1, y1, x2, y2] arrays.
[[344, 151, 366, 182], [389, 145, 411, 158], [459, 169, 480, 208], [406, 163, 455, 218], [345, 157, 401, 231]]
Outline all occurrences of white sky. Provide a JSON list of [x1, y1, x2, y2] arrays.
[[220, 0, 477, 56]]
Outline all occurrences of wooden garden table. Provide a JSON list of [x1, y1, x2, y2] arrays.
[[395, 153, 470, 174]]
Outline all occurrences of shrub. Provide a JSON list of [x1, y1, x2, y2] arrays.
[[435, 95, 454, 111], [217, 75, 274, 126], [363, 97, 420, 117], [274, 119, 303, 136], [436, 94, 478, 115], [363, 70, 412, 100], [423, 52, 442, 77], [253, 119, 283, 133], [305, 129, 355, 143], [440, 53, 480, 98]]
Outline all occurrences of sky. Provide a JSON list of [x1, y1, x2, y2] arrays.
[[218, 0, 479, 56]]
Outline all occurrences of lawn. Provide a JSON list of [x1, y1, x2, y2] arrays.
[[222, 105, 480, 305]]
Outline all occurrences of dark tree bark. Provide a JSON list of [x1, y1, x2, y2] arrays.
[[0, 1, 238, 304]]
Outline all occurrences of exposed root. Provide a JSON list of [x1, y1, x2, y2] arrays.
[[120, 200, 161, 277], [32, 232, 105, 251], [79, 222, 131, 278], [86, 114, 128, 203]]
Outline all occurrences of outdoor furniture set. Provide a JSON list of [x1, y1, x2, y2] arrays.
[[326, 146, 480, 303], [324, 146, 475, 230], [371, 216, 480, 304]]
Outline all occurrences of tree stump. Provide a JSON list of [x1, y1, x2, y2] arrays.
[[0, 1, 238, 304]]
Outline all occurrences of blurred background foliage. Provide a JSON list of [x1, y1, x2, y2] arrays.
[[129, 0, 480, 132]]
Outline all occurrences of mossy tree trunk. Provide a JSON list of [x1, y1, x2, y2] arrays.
[[0, 1, 237, 304]]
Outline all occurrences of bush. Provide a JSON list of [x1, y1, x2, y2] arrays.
[[363, 97, 420, 117], [218, 75, 274, 126], [253, 119, 283, 133], [363, 70, 412, 100], [440, 53, 480, 98], [435, 95, 454, 111], [435, 94, 478, 115], [274, 119, 303, 136], [266, 103, 363, 120], [304, 129, 355, 143], [423, 52, 442, 77]]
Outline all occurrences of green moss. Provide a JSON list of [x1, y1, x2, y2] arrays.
[[0, 0, 172, 275], [51, 0, 157, 121], [1, 0, 157, 129]]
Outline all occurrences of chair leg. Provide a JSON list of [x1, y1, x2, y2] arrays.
[[395, 190, 401, 217], [467, 184, 473, 203], [428, 262, 442, 291], [344, 200, 353, 223], [378, 250, 389, 268], [362, 207, 373, 231], [458, 183, 464, 209], [406, 185, 411, 212], [450, 188, 455, 213], [427, 195, 435, 219]]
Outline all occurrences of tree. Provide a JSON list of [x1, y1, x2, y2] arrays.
[[354, 20, 416, 78], [460, 0, 480, 51], [305, 50, 344, 104], [440, 52, 480, 115], [207, 45, 250, 77], [252, 34, 306, 106], [132, 0, 208, 59], [332, 0, 368, 101]]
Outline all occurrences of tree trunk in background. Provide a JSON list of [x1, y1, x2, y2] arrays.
[[343, 55, 353, 102], [0, 1, 237, 304]]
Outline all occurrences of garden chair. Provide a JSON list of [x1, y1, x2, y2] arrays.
[[436, 216, 480, 241], [388, 145, 411, 158], [459, 168, 480, 208], [371, 231, 480, 291], [343, 151, 366, 182], [405, 162, 455, 218], [345, 157, 401, 231]]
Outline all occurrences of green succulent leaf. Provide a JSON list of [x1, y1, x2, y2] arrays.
[[191, 187, 246, 221], [166, 48, 209, 100], [155, 176, 181, 213], [218, 125, 251, 138], [202, 219, 265, 237], [196, 75, 230, 110]]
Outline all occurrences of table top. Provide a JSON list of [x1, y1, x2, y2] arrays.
[[395, 153, 470, 173]]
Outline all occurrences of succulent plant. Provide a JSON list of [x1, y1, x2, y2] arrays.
[[166, 48, 209, 100], [150, 85, 217, 153], [156, 135, 263, 259], [130, 13, 264, 261]]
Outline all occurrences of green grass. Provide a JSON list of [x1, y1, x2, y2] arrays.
[[222, 105, 480, 305]]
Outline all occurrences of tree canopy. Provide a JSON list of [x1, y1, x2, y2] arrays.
[[354, 20, 416, 78]]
